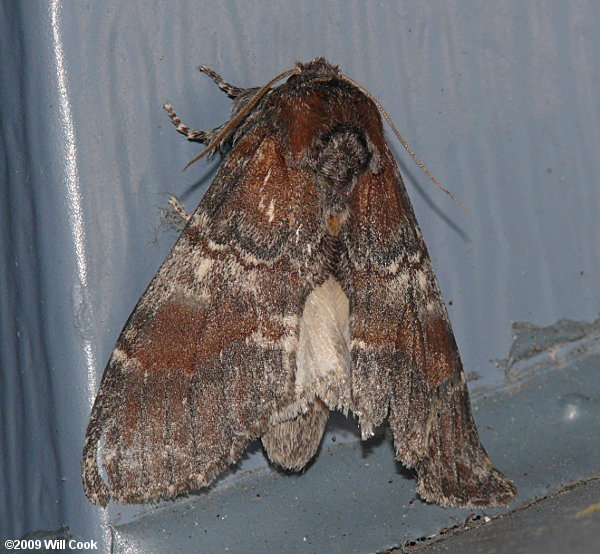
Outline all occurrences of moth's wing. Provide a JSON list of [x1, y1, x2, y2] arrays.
[[344, 146, 516, 508], [82, 136, 328, 506]]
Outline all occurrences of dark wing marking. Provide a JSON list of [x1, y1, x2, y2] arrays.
[[82, 134, 328, 506], [344, 145, 516, 507]]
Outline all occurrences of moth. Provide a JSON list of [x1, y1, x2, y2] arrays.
[[82, 58, 516, 508]]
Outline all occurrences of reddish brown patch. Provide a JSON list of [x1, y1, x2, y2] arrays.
[[134, 286, 292, 377], [116, 366, 147, 457], [134, 301, 208, 374], [193, 297, 256, 361], [326, 213, 344, 236], [396, 302, 428, 370], [423, 317, 459, 386], [228, 139, 320, 232], [351, 162, 408, 237], [350, 266, 457, 387], [278, 93, 326, 159]]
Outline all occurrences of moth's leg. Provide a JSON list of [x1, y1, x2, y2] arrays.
[[199, 65, 247, 98], [163, 103, 213, 144], [160, 195, 191, 233], [169, 195, 190, 222]]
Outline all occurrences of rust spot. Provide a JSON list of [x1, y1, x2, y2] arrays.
[[133, 276, 292, 377], [423, 317, 459, 386], [278, 93, 326, 159], [350, 162, 409, 237], [116, 366, 147, 455], [326, 213, 344, 237], [135, 301, 208, 374]]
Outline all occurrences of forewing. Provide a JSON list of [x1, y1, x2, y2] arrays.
[[82, 134, 327, 506], [344, 146, 516, 507]]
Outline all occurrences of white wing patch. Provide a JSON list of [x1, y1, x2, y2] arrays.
[[296, 277, 351, 409]]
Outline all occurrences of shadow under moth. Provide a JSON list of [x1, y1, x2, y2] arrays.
[[82, 58, 516, 508]]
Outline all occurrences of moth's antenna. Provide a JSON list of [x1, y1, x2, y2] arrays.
[[184, 66, 301, 170], [340, 74, 467, 211]]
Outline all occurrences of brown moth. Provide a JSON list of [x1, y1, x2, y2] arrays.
[[82, 58, 516, 508]]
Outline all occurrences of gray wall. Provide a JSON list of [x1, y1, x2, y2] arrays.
[[1, 0, 598, 549]]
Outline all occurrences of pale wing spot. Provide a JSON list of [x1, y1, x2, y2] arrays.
[[193, 211, 211, 229], [281, 330, 299, 355], [350, 338, 369, 350], [395, 270, 411, 289], [258, 169, 272, 215], [415, 269, 429, 291], [194, 258, 214, 283], [110, 348, 142, 371], [248, 329, 297, 357], [234, 268, 260, 292], [207, 239, 226, 251], [248, 330, 277, 349], [174, 282, 208, 304], [198, 289, 212, 302], [111, 348, 130, 364], [262, 167, 273, 188], [267, 198, 276, 222], [122, 326, 139, 343], [282, 314, 299, 328]]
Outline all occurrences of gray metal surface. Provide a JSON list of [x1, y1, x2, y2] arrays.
[[1, 1, 599, 552], [416, 478, 600, 554]]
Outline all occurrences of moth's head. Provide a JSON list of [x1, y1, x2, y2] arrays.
[[292, 58, 341, 82]]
